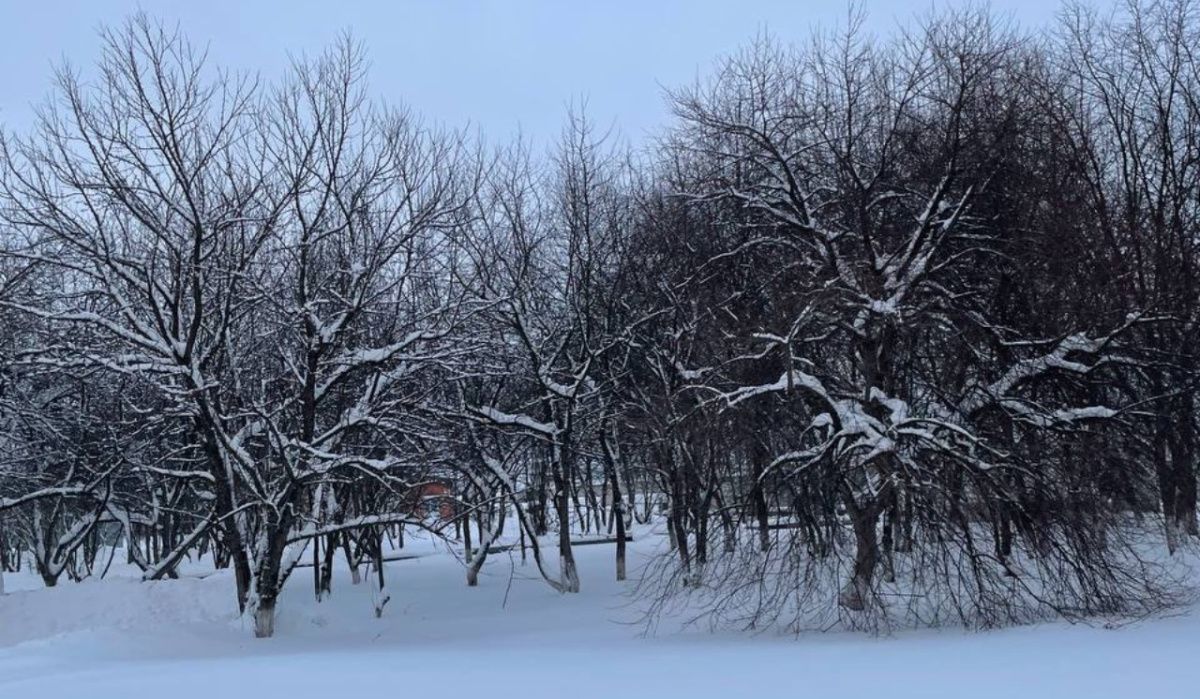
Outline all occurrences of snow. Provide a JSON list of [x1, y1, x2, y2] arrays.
[[1, 532, 1198, 698], [472, 404, 558, 435]]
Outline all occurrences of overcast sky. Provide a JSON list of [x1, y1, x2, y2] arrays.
[[0, 0, 1063, 146]]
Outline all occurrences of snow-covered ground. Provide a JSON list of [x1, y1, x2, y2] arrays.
[[1, 530, 1198, 698]]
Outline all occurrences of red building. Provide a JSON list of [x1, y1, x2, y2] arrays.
[[408, 479, 456, 521]]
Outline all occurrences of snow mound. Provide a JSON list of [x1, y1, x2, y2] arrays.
[[0, 573, 237, 649]]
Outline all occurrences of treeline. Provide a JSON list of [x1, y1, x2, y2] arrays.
[[1, 2, 1198, 636]]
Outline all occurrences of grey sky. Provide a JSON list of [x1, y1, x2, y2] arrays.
[[0, 0, 1062, 146]]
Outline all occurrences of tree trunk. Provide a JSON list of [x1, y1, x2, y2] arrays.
[[250, 503, 296, 639], [318, 533, 336, 598], [838, 495, 879, 612], [601, 421, 629, 581], [467, 493, 507, 587], [751, 443, 772, 552], [555, 481, 580, 592], [372, 529, 390, 618], [343, 532, 362, 585]]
